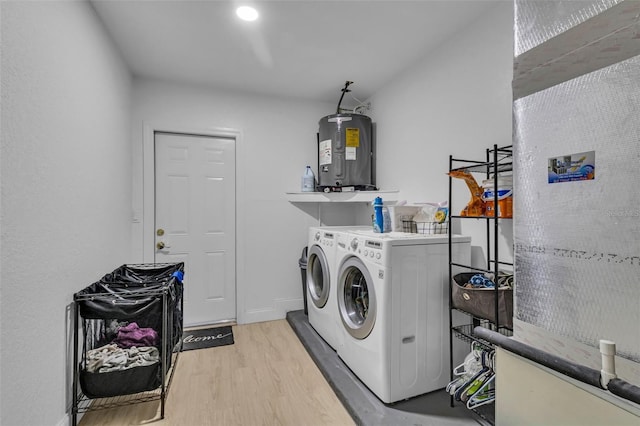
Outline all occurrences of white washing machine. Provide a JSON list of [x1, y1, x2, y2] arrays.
[[306, 226, 370, 350], [335, 230, 471, 403]]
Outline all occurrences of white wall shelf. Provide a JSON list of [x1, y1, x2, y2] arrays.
[[285, 190, 399, 203]]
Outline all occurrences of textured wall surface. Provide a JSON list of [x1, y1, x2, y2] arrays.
[[1, 2, 132, 424]]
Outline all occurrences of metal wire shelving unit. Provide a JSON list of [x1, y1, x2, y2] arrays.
[[447, 145, 514, 425]]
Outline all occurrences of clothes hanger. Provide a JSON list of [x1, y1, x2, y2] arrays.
[[454, 364, 491, 401], [461, 369, 491, 402], [467, 372, 496, 409], [452, 348, 497, 401], [447, 349, 483, 395], [464, 350, 496, 407], [459, 352, 493, 402]]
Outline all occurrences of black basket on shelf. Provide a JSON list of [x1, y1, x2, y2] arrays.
[[402, 220, 449, 235], [451, 272, 513, 329], [74, 263, 184, 399]]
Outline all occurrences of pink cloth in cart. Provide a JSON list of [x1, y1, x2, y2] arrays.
[[114, 322, 158, 348]]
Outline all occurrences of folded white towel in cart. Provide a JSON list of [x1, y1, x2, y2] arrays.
[[86, 344, 159, 373]]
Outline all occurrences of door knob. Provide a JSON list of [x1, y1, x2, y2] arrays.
[[156, 241, 169, 250]]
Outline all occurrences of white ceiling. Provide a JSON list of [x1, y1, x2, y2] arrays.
[[91, 0, 499, 104]]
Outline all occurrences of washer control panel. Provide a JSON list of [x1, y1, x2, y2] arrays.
[[316, 231, 335, 248], [348, 237, 384, 264]]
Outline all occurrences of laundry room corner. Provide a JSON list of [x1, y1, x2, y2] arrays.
[[367, 1, 514, 270], [129, 78, 338, 325]]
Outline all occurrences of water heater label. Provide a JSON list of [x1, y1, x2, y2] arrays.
[[346, 128, 360, 147], [548, 150, 595, 184], [319, 139, 332, 165], [346, 147, 356, 160]]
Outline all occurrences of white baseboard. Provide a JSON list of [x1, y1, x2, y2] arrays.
[[242, 298, 303, 324]]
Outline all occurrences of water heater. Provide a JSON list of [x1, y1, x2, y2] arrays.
[[317, 113, 374, 191]]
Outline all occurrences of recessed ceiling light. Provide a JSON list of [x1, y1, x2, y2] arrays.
[[236, 6, 258, 22]]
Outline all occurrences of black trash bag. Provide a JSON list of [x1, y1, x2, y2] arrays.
[[101, 263, 184, 286], [299, 247, 308, 315], [75, 263, 184, 344], [79, 362, 162, 399]]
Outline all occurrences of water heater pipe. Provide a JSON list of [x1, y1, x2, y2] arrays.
[[473, 326, 604, 388], [600, 339, 617, 388], [336, 81, 353, 113], [474, 327, 640, 405]]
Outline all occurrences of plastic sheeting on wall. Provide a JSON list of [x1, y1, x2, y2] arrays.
[[514, 0, 623, 56], [513, 0, 640, 364]]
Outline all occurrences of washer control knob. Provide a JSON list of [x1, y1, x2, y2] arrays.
[[376, 253, 381, 260], [350, 238, 358, 250], [364, 250, 368, 256], [315, 232, 321, 241]]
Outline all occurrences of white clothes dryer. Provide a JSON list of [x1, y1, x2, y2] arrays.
[[306, 226, 370, 350], [335, 230, 471, 403]]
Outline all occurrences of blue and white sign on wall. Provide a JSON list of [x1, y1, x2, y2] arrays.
[[548, 150, 595, 184]]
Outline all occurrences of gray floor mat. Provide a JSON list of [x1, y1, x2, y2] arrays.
[[286, 310, 492, 426]]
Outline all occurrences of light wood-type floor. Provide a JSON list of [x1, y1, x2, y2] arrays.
[[78, 320, 355, 426]]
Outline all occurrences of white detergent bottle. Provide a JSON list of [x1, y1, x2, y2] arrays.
[[301, 166, 315, 192], [382, 206, 391, 233]]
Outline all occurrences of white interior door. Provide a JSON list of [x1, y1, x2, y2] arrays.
[[154, 131, 236, 326]]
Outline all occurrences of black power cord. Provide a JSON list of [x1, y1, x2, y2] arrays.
[[336, 81, 353, 114]]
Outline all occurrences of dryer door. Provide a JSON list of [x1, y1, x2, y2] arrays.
[[338, 257, 376, 339], [307, 245, 330, 308]]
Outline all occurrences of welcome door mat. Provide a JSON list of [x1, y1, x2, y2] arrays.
[[181, 326, 234, 351]]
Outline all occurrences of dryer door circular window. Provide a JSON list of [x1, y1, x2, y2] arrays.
[[307, 245, 330, 308], [338, 257, 376, 339]]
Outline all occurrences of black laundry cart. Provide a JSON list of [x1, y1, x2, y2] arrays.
[[71, 263, 184, 425]]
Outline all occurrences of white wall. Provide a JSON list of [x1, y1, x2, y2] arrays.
[[368, 3, 514, 269], [130, 78, 335, 324], [0, 2, 132, 425]]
